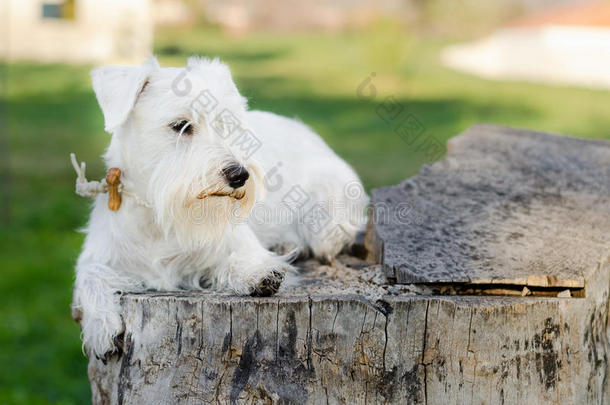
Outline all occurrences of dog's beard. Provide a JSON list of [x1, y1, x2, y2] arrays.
[[147, 152, 263, 250]]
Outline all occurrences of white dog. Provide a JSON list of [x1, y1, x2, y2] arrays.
[[72, 56, 367, 360]]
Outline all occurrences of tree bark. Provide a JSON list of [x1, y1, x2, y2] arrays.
[[88, 274, 609, 404]]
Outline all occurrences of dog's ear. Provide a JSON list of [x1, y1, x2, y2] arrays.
[[91, 57, 159, 133]]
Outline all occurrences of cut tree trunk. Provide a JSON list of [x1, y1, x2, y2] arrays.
[[88, 124, 609, 404]]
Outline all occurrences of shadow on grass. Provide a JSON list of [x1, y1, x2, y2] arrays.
[[156, 44, 290, 63], [234, 75, 539, 184]]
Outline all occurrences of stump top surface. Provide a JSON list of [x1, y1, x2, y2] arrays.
[[371, 124, 610, 288], [126, 253, 575, 306]]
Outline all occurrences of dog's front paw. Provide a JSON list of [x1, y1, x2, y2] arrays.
[[93, 333, 125, 364], [250, 270, 284, 297], [81, 312, 125, 362]]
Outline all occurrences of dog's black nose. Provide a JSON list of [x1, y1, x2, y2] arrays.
[[222, 164, 249, 188]]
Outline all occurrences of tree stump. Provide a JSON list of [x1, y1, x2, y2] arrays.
[[88, 124, 609, 404]]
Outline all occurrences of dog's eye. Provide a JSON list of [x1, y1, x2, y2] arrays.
[[170, 120, 193, 135]]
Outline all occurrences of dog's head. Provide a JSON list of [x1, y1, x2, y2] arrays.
[[91, 56, 264, 247]]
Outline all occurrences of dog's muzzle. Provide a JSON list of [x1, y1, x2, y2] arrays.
[[196, 163, 250, 200]]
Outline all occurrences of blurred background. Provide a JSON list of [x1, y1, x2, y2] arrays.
[[1, 0, 610, 403]]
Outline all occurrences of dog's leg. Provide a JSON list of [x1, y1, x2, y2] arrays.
[[212, 226, 291, 296], [72, 262, 141, 361]]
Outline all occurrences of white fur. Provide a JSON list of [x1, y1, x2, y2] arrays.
[[73, 56, 368, 358]]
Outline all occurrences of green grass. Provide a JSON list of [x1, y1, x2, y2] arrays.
[[2, 25, 610, 404]]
